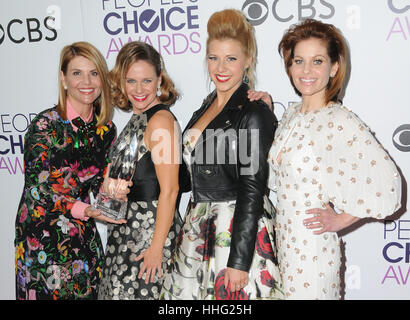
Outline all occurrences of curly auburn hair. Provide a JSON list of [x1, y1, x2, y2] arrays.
[[109, 41, 179, 111], [278, 19, 347, 104]]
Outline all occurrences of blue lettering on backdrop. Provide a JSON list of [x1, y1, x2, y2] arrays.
[[382, 220, 410, 285], [386, 0, 410, 41], [102, 0, 201, 58], [0, 113, 35, 175]]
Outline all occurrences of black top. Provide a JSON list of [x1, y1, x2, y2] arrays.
[[128, 104, 176, 202]]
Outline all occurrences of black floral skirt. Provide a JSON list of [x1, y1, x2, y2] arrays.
[[98, 200, 182, 300]]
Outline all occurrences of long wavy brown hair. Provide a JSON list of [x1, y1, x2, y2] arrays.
[[109, 41, 179, 111]]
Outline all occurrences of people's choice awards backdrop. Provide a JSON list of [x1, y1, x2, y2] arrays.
[[1, 0, 409, 300]]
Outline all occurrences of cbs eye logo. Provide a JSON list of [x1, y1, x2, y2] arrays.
[[0, 24, 4, 44], [242, 0, 335, 26], [242, 0, 269, 26], [392, 124, 410, 152]]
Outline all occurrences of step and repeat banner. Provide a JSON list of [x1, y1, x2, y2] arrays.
[[0, 0, 409, 300]]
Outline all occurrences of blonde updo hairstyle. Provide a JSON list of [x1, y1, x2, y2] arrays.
[[110, 41, 179, 111], [206, 9, 257, 89]]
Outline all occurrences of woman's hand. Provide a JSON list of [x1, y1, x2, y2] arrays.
[[101, 163, 132, 201], [303, 203, 360, 234], [84, 206, 126, 224], [224, 267, 249, 292], [136, 245, 163, 284], [133, 110, 178, 285], [247, 90, 273, 111], [102, 177, 132, 201]]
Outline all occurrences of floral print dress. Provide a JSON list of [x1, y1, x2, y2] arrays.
[[160, 133, 284, 300], [15, 106, 116, 300]]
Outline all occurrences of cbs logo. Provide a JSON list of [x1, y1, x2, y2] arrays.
[[242, 0, 335, 26], [0, 5, 61, 46], [0, 16, 57, 45], [393, 124, 410, 152]]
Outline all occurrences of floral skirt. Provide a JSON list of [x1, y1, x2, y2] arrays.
[[160, 196, 283, 300], [98, 200, 182, 300], [15, 213, 103, 300]]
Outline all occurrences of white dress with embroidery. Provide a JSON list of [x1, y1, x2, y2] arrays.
[[267, 102, 401, 299]]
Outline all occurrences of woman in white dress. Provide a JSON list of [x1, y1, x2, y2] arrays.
[[268, 19, 402, 299]]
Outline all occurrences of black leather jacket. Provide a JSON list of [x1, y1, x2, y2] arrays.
[[180, 83, 278, 272]]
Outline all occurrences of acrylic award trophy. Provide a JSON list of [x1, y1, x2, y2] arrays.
[[93, 134, 138, 220]]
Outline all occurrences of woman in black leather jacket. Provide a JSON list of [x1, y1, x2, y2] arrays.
[[161, 9, 283, 300]]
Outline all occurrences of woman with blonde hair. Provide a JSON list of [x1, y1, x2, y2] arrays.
[[161, 9, 283, 300], [15, 41, 121, 300]]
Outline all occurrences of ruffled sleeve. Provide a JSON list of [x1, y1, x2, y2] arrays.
[[312, 106, 401, 219]]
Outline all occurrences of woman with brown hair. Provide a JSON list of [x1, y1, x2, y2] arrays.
[[161, 9, 283, 300], [15, 42, 121, 300], [98, 41, 182, 300], [268, 19, 402, 299]]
